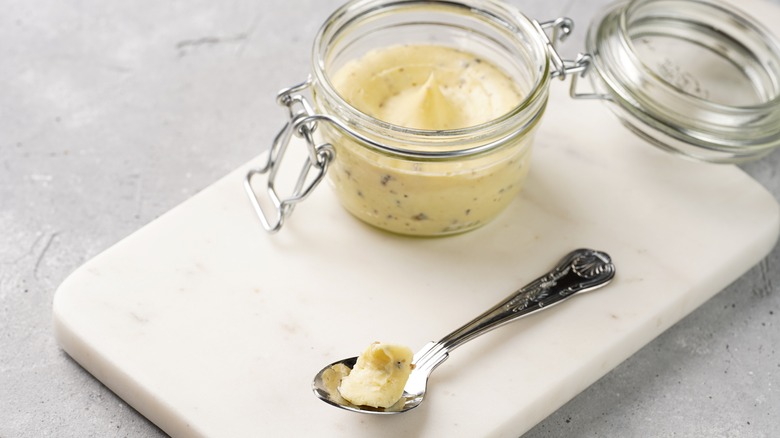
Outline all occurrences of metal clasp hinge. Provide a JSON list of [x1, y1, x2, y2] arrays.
[[535, 18, 610, 101], [244, 78, 335, 233]]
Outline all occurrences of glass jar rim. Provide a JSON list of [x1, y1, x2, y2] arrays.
[[310, 0, 552, 158]]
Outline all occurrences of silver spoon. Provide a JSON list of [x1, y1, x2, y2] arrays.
[[312, 248, 616, 414]]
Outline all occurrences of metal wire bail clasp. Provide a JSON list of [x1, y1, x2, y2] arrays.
[[244, 78, 335, 233], [535, 18, 606, 100]]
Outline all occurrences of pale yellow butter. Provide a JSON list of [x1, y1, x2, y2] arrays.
[[337, 342, 414, 408], [324, 44, 533, 236], [332, 44, 522, 130]]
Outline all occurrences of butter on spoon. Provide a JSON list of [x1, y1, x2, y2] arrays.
[[336, 342, 414, 408], [312, 248, 616, 414]]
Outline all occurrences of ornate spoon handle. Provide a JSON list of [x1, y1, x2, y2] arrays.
[[413, 249, 616, 371]]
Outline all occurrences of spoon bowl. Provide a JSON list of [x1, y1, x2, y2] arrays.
[[312, 248, 616, 414]]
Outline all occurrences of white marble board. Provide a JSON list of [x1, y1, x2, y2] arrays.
[[53, 29, 780, 438]]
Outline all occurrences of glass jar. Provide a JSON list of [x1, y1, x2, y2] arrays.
[[309, 0, 552, 237], [246, 0, 570, 237], [245, 0, 780, 235], [578, 0, 780, 163]]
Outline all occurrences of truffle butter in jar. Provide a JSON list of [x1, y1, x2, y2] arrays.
[[247, 0, 570, 236]]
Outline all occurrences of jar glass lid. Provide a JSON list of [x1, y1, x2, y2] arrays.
[[584, 0, 780, 163]]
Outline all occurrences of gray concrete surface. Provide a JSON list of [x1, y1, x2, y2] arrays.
[[1, 0, 778, 436]]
